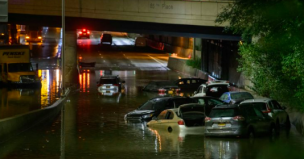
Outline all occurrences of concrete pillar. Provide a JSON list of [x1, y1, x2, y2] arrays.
[[63, 31, 78, 88]]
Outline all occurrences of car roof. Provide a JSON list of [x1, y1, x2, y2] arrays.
[[100, 75, 119, 79], [240, 98, 271, 104], [213, 104, 238, 109], [228, 91, 252, 94], [149, 96, 189, 101]]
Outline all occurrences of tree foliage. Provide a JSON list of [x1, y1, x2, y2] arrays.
[[186, 56, 201, 69], [216, 0, 304, 110]]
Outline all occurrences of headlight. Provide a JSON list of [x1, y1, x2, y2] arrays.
[[142, 113, 153, 119], [26, 36, 30, 39]]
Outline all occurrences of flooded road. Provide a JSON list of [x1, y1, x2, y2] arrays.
[[1, 30, 304, 159], [1, 69, 304, 159]]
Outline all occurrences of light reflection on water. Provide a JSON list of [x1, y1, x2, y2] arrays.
[[0, 68, 61, 119]]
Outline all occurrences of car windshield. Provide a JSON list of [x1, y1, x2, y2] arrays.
[[8, 63, 33, 72], [99, 78, 118, 84], [231, 92, 254, 100], [174, 98, 194, 108], [137, 99, 166, 110], [209, 108, 239, 117]]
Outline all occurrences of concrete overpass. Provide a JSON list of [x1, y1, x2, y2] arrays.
[[8, 0, 230, 27]]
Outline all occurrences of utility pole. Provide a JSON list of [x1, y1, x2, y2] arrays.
[[61, 0, 65, 95]]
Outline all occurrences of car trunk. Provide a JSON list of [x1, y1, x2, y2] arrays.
[[179, 105, 205, 127]]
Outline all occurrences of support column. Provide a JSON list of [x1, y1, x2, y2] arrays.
[[63, 31, 78, 88]]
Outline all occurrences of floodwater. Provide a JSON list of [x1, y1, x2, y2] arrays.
[[1, 70, 304, 159]]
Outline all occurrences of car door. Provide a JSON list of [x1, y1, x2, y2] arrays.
[[252, 106, 271, 133], [160, 110, 177, 129], [240, 104, 261, 132]]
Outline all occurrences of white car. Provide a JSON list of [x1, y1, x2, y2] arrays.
[[147, 103, 205, 137], [193, 82, 230, 97]]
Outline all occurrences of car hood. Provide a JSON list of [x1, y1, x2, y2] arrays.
[[127, 110, 155, 115]]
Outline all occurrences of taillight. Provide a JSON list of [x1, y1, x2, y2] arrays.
[[83, 29, 86, 32], [175, 88, 181, 92], [178, 120, 184, 125], [87, 31, 90, 34], [79, 31, 82, 34], [158, 88, 166, 93], [233, 116, 245, 121], [205, 117, 211, 122]]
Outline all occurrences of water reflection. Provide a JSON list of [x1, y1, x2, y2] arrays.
[[0, 68, 61, 119]]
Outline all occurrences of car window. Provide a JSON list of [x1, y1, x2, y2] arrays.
[[209, 108, 238, 117], [271, 100, 282, 109], [253, 107, 265, 118], [231, 92, 254, 100], [138, 100, 154, 110], [178, 80, 184, 85], [187, 80, 191, 84], [197, 86, 203, 93], [173, 98, 194, 108], [192, 80, 197, 84], [197, 99, 205, 105], [253, 103, 268, 111], [208, 99, 224, 106], [240, 104, 257, 117], [99, 78, 118, 84], [166, 111, 174, 119], [220, 93, 228, 101], [158, 110, 167, 119]]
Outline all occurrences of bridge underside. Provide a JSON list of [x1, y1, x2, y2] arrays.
[[7, 13, 240, 41]]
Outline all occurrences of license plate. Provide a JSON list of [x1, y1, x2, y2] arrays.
[[106, 91, 110, 93], [106, 86, 110, 88], [218, 123, 226, 127], [84, 33, 86, 35]]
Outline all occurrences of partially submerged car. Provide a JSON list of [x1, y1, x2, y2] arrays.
[[205, 104, 277, 137], [240, 98, 290, 128], [147, 103, 205, 134], [124, 96, 194, 121], [97, 75, 125, 96]]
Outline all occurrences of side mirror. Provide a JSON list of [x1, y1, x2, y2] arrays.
[[194, 91, 197, 94], [203, 88, 207, 93], [152, 116, 158, 120]]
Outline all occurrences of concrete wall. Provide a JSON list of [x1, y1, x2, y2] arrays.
[[8, 0, 230, 27], [0, 90, 69, 142]]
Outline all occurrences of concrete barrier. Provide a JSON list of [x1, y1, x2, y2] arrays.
[[0, 89, 70, 143]]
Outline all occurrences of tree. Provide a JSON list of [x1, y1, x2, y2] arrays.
[[216, 0, 304, 109]]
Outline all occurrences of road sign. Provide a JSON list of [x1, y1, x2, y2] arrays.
[[0, 0, 8, 22]]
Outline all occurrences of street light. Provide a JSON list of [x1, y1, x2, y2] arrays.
[[61, 0, 65, 95]]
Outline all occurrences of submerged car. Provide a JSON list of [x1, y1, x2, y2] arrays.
[[240, 98, 290, 128], [124, 96, 194, 121], [205, 104, 276, 137], [220, 91, 254, 104], [147, 103, 205, 134], [78, 28, 90, 39], [97, 75, 125, 96]]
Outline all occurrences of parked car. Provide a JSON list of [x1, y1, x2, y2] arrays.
[[97, 75, 125, 96], [124, 96, 194, 121], [135, 37, 146, 47], [100, 33, 112, 45], [240, 98, 290, 128], [205, 104, 277, 137], [220, 92, 254, 104], [194, 83, 229, 98], [175, 78, 207, 91], [147, 103, 205, 134], [191, 96, 226, 116], [78, 28, 90, 38]]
